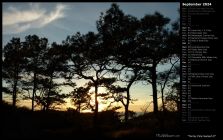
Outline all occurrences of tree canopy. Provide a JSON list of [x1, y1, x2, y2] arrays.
[[2, 4, 180, 122]]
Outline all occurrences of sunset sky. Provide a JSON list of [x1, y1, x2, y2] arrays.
[[2, 2, 179, 112]]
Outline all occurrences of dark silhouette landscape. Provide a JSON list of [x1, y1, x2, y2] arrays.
[[2, 3, 180, 139], [1, 102, 180, 139]]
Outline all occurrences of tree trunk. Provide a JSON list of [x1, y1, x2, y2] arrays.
[[124, 72, 137, 122], [12, 79, 17, 108], [32, 72, 37, 111], [151, 64, 158, 114], [43, 105, 46, 111], [12, 69, 19, 108], [94, 83, 98, 124], [124, 89, 130, 122], [46, 75, 53, 111], [161, 89, 165, 111]]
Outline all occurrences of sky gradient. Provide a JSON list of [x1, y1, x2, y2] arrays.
[[2, 2, 179, 112]]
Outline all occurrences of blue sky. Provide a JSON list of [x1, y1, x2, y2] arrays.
[[3, 2, 179, 46], [2, 2, 179, 111]]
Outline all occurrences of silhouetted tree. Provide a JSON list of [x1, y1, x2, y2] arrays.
[[1, 4, 180, 122], [97, 4, 180, 115], [165, 80, 180, 111], [40, 42, 69, 111], [70, 86, 91, 113], [157, 58, 180, 111], [23, 35, 48, 111], [136, 12, 180, 113], [2, 38, 26, 108], [1, 58, 2, 104], [34, 77, 66, 110], [96, 3, 141, 122], [64, 31, 115, 124], [107, 68, 141, 122], [157, 16, 180, 111]]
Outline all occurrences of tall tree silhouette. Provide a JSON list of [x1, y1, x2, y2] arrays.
[[135, 12, 177, 113], [65, 31, 115, 124], [156, 15, 180, 111], [34, 42, 68, 111], [96, 3, 142, 122], [97, 4, 180, 114], [2, 38, 26, 108], [23, 35, 48, 111]]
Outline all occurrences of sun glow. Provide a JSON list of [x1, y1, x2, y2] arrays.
[[89, 87, 114, 112], [64, 86, 115, 112]]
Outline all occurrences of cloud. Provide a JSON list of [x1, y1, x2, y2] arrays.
[[3, 3, 67, 34]]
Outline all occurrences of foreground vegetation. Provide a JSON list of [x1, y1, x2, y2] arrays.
[[1, 102, 180, 139]]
